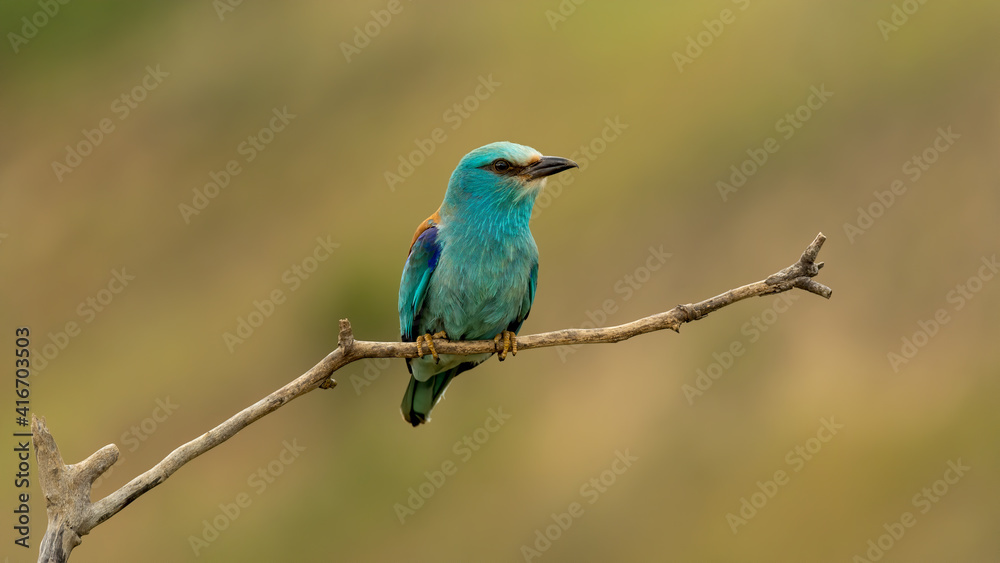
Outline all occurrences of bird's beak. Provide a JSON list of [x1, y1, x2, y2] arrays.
[[524, 156, 578, 180]]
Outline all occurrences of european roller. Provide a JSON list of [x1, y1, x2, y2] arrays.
[[399, 142, 578, 426]]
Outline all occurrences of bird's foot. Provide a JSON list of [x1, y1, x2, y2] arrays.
[[416, 331, 449, 363], [493, 330, 517, 361]]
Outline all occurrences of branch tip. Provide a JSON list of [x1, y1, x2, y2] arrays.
[[800, 232, 826, 264], [33, 415, 67, 479], [798, 278, 833, 299], [338, 318, 355, 352], [78, 445, 120, 484]]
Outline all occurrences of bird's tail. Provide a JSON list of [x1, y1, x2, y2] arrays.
[[401, 367, 463, 427]]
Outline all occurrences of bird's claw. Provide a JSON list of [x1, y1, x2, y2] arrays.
[[493, 330, 517, 361], [416, 331, 449, 363]]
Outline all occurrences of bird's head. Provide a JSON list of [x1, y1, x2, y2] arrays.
[[442, 142, 578, 215]]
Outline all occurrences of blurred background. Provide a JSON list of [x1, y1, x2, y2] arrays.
[[2, 1, 999, 561]]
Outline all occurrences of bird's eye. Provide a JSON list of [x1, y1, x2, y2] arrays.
[[492, 159, 511, 173]]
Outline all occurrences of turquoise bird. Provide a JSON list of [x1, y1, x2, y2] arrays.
[[399, 142, 578, 426]]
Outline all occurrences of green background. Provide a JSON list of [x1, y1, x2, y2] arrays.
[[2, 1, 999, 561]]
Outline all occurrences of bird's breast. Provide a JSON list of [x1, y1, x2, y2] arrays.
[[424, 230, 536, 340]]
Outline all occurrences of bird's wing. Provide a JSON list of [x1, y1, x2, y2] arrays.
[[507, 260, 538, 334], [399, 212, 442, 342]]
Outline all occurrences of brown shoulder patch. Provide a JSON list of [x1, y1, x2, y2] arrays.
[[408, 208, 442, 254]]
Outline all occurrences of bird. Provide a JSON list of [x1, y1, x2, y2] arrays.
[[398, 142, 578, 426]]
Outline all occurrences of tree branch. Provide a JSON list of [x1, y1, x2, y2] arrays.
[[32, 232, 831, 562]]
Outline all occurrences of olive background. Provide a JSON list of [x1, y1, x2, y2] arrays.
[[1, 1, 998, 562]]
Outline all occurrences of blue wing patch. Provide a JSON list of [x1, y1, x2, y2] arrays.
[[399, 225, 441, 342]]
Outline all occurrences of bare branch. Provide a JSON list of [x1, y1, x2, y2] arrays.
[[32, 232, 831, 562]]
